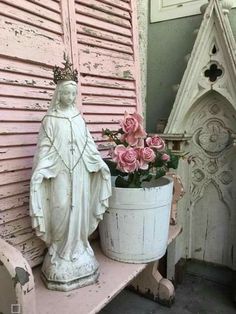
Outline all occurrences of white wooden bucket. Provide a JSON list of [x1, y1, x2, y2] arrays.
[[99, 176, 173, 263]]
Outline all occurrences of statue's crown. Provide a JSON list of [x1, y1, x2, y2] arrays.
[[53, 54, 78, 84]]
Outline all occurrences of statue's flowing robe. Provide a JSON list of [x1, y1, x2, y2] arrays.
[[30, 108, 111, 262]]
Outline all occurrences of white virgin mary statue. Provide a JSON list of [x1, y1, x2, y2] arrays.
[[30, 58, 111, 291]]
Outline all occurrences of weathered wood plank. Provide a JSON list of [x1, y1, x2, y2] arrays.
[[90, 132, 110, 142], [0, 122, 40, 134], [0, 2, 62, 34], [82, 104, 135, 115], [16, 236, 44, 254], [0, 181, 30, 199], [0, 169, 32, 186], [5, 227, 34, 246], [0, 57, 53, 79], [96, 141, 113, 150], [75, 3, 131, 29], [24, 245, 45, 268], [83, 114, 122, 124], [76, 14, 132, 37], [0, 18, 64, 65], [80, 43, 133, 60], [82, 86, 136, 97], [0, 97, 49, 111], [27, 0, 61, 13], [0, 110, 45, 122], [2, 0, 62, 23], [98, 0, 131, 11], [0, 134, 38, 147], [77, 25, 132, 46], [0, 205, 29, 224], [0, 194, 29, 212], [82, 95, 136, 106], [0, 85, 53, 100], [77, 0, 130, 19], [80, 76, 135, 90], [79, 49, 134, 79], [0, 146, 36, 160], [86, 123, 119, 133], [0, 157, 34, 173], [0, 73, 55, 90], [0, 216, 31, 237], [77, 34, 133, 54]]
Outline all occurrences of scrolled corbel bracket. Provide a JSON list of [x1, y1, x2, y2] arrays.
[[166, 172, 185, 225], [130, 260, 175, 307]]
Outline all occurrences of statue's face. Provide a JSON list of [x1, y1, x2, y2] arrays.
[[59, 84, 77, 107]]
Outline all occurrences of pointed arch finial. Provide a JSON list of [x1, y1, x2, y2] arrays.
[[201, 0, 234, 15]]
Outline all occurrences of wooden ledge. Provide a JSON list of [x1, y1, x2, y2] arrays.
[[34, 225, 181, 314]]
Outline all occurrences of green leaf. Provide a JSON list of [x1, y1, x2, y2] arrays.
[[140, 173, 153, 183], [155, 168, 166, 179], [127, 172, 142, 188], [167, 154, 179, 169], [115, 176, 130, 188]]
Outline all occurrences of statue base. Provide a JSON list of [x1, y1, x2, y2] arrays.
[[41, 269, 99, 292], [41, 248, 99, 291]]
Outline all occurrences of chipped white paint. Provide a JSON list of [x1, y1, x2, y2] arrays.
[[164, 0, 236, 269], [99, 177, 173, 263]]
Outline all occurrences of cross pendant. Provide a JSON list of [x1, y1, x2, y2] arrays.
[[70, 145, 75, 155]]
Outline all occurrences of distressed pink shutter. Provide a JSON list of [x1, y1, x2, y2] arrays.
[[73, 0, 141, 155], [0, 0, 142, 266], [0, 0, 72, 266]]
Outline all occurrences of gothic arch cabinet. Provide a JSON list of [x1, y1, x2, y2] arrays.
[[0, 0, 141, 267], [165, 0, 236, 270], [180, 93, 236, 268]]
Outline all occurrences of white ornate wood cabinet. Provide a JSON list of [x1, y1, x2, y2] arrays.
[[165, 0, 236, 271]]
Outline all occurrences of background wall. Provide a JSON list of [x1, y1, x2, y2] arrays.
[[146, 9, 236, 132]]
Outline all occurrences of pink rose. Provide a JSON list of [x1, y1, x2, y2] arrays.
[[113, 145, 139, 173], [120, 111, 147, 146], [146, 136, 165, 150], [162, 153, 170, 162], [121, 111, 140, 134], [138, 147, 156, 170]]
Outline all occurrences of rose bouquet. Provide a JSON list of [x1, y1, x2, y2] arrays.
[[103, 111, 179, 188]]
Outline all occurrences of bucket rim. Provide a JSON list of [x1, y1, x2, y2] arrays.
[[111, 175, 173, 191]]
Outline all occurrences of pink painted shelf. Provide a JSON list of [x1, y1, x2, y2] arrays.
[[34, 225, 181, 314]]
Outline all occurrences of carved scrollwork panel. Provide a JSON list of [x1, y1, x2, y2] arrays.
[[196, 120, 230, 155], [189, 103, 234, 209]]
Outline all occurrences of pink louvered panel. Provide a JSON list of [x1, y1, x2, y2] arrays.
[[75, 0, 140, 152], [0, 0, 142, 267], [0, 0, 69, 267]]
